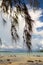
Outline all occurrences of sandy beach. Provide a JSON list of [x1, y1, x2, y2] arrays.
[[0, 54, 43, 65]]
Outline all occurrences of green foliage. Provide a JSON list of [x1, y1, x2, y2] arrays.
[[0, 0, 39, 51], [39, 50, 43, 52], [0, 38, 2, 46]]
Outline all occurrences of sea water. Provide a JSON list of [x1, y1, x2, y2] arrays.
[[0, 51, 43, 56]]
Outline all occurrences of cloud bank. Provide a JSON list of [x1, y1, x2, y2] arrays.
[[0, 1, 43, 51], [29, 8, 43, 50]]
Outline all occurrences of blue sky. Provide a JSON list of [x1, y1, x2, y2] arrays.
[[0, 0, 43, 51], [38, 0, 43, 9], [30, 0, 43, 50]]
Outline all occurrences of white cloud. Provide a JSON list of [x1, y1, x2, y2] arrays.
[[1, 44, 8, 48], [31, 37, 43, 50], [28, 8, 43, 50], [29, 8, 43, 36], [29, 9, 43, 20], [40, 40, 43, 45], [0, 2, 43, 50]]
